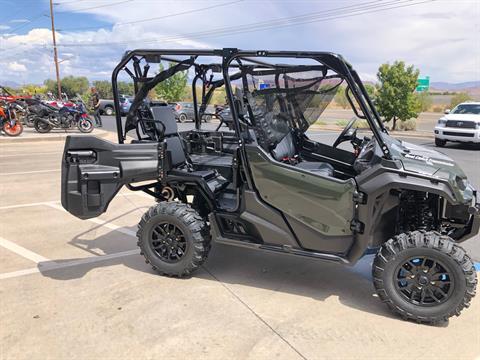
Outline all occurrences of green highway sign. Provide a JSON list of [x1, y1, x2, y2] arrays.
[[416, 76, 430, 92]]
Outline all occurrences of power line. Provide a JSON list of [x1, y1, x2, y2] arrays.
[[7, 13, 47, 33], [58, 0, 243, 32], [58, 0, 434, 48], [56, 0, 134, 13]]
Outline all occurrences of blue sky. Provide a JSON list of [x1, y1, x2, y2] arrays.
[[0, 0, 479, 85]]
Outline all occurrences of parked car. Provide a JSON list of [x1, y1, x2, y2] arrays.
[[98, 94, 132, 116], [171, 102, 213, 122], [434, 101, 480, 147]]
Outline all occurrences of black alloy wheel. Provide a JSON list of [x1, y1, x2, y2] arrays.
[[151, 222, 187, 263], [395, 256, 454, 306]]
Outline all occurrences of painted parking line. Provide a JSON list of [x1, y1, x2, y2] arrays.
[[0, 151, 60, 158], [0, 169, 60, 176], [0, 249, 138, 280], [0, 201, 59, 211], [45, 202, 138, 237], [0, 236, 50, 263], [0, 192, 151, 211]]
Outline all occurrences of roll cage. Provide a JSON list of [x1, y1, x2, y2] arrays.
[[111, 48, 391, 158]]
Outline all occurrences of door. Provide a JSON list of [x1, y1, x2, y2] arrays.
[[62, 135, 159, 219], [246, 146, 356, 254]]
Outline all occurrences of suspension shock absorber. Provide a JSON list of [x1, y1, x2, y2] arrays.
[[398, 191, 435, 232]]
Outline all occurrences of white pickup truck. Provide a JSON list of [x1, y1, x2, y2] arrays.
[[434, 101, 480, 146]]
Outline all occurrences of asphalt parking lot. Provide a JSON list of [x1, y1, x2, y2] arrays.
[[1, 127, 479, 359]]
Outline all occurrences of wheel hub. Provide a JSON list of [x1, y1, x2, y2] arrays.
[[150, 222, 187, 263], [395, 256, 454, 306]]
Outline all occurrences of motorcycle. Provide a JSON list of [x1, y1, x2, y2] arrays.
[[0, 100, 24, 136], [33, 97, 94, 133]]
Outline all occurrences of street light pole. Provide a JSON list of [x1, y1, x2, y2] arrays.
[[49, 0, 62, 98]]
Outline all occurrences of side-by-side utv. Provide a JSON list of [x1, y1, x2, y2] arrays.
[[61, 49, 478, 324]]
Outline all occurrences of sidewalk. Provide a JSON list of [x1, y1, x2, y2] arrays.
[[0, 127, 109, 143], [310, 124, 434, 139]]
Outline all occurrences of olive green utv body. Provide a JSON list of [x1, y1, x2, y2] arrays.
[[62, 49, 479, 324]]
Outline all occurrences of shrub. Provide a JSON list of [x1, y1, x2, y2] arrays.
[[397, 119, 417, 131]]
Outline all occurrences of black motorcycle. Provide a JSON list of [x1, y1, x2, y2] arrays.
[[33, 97, 93, 133]]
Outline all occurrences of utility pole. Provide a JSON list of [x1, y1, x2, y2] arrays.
[[49, 0, 62, 98]]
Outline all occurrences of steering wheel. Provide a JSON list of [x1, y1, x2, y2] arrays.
[[333, 117, 357, 148]]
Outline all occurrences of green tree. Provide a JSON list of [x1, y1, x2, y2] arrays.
[[334, 87, 349, 109], [449, 92, 471, 109], [117, 81, 134, 96], [364, 83, 376, 100], [154, 62, 188, 102], [415, 91, 433, 112], [20, 84, 47, 96], [44, 76, 89, 98], [92, 80, 112, 98], [375, 61, 420, 130]]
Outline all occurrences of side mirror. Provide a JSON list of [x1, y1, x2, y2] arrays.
[[444, 109, 450, 114]]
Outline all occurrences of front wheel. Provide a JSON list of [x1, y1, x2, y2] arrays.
[[137, 202, 211, 277], [3, 121, 23, 136], [435, 138, 447, 147], [373, 231, 477, 324], [77, 118, 94, 133], [25, 114, 36, 127]]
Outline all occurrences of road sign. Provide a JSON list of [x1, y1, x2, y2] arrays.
[[416, 76, 430, 92]]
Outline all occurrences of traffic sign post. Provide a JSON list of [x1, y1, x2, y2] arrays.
[[416, 76, 430, 92]]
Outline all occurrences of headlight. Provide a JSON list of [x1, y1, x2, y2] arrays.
[[476, 123, 480, 129], [455, 176, 467, 191], [437, 119, 447, 127]]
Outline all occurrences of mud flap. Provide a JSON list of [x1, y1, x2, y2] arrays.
[[61, 136, 159, 219]]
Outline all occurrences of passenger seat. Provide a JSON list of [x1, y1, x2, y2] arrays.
[[271, 132, 334, 177]]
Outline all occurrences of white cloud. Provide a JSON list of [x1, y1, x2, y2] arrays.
[[0, 25, 10, 30], [7, 61, 27, 72], [0, 0, 478, 84], [10, 19, 30, 23]]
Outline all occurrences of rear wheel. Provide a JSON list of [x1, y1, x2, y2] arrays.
[[34, 119, 52, 133], [178, 113, 187, 123], [137, 202, 211, 277], [373, 231, 477, 324], [3, 121, 23, 136], [435, 138, 447, 147], [104, 106, 114, 116]]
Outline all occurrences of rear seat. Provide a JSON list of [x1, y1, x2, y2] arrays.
[[150, 107, 229, 194]]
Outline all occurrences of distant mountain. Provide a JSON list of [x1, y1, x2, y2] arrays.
[[430, 81, 480, 91], [1, 80, 21, 89]]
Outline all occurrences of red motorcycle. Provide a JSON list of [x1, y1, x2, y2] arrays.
[[0, 100, 24, 136]]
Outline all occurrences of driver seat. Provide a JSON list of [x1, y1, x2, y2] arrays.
[[271, 132, 334, 176]]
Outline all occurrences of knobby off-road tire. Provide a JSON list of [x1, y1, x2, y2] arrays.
[[137, 202, 211, 277], [373, 231, 477, 324]]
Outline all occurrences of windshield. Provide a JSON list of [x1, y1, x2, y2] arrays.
[[245, 68, 343, 145], [452, 104, 480, 115]]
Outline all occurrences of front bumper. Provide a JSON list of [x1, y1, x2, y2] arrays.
[[456, 202, 480, 243], [434, 126, 480, 143]]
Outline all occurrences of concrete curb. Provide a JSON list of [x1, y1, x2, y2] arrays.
[[309, 125, 434, 139], [0, 128, 109, 144]]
